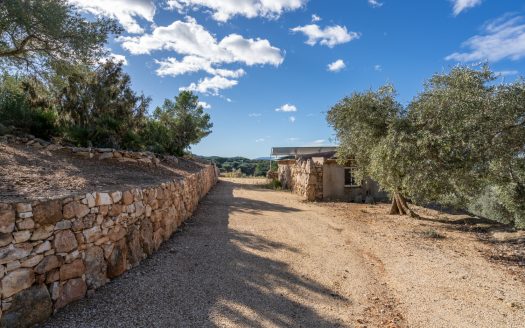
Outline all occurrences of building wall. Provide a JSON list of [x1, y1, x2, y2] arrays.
[[278, 159, 389, 203]]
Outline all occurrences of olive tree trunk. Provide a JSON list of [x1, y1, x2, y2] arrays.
[[389, 192, 420, 218]]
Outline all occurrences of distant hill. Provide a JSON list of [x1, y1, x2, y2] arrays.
[[198, 156, 276, 177]]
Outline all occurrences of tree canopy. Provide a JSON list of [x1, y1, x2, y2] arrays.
[[0, 0, 120, 75], [328, 66, 525, 227], [143, 91, 213, 156]]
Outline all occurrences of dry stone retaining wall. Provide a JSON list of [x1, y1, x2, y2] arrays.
[[0, 164, 217, 327], [278, 159, 323, 201]]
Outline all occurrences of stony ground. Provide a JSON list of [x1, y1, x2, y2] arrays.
[[0, 143, 205, 203], [40, 178, 525, 328]]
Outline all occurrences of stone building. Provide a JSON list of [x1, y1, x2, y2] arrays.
[[271, 147, 388, 203]]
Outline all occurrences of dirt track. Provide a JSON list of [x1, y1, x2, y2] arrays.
[[41, 178, 525, 327]]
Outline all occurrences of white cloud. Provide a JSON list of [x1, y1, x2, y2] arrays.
[[121, 17, 283, 94], [289, 116, 296, 123], [495, 70, 519, 77], [312, 139, 325, 144], [180, 75, 238, 95], [198, 101, 211, 109], [287, 137, 299, 142], [167, 0, 306, 22], [446, 15, 525, 63], [327, 59, 346, 72], [451, 0, 482, 16], [99, 53, 128, 66], [275, 104, 297, 112], [156, 56, 246, 78], [249, 113, 262, 117], [121, 17, 283, 86], [291, 24, 360, 48], [374, 64, 382, 71], [69, 0, 155, 34], [311, 14, 321, 22], [368, 0, 383, 8], [255, 138, 265, 143]]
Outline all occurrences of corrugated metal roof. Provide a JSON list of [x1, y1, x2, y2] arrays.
[[271, 146, 338, 157]]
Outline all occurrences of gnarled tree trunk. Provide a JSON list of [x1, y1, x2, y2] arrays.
[[389, 192, 420, 218]]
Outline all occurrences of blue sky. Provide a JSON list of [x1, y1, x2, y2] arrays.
[[71, 0, 525, 158]]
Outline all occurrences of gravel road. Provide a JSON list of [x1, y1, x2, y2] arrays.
[[40, 178, 525, 328]]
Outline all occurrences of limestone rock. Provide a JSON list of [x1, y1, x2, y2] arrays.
[[85, 193, 96, 208], [122, 191, 134, 205], [54, 230, 77, 253], [1, 268, 34, 298], [63, 202, 90, 220], [84, 246, 107, 289], [54, 278, 87, 310], [95, 192, 112, 206], [127, 225, 144, 267], [34, 255, 61, 274], [140, 220, 155, 255], [15, 203, 32, 213], [33, 200, 63, 225], [0, 243, 32, 265], [0, 284, 52, 328], [0, 206, 15, 234], [16, 218, 35, 230], [12, 231, 31, 243], [59, 259, 85, 280], [83, 226, 102, 243], [107, 238, 127, 278], [110, 191, 122, 203], [0, 232, 13, 247], [33, 241, 51, 254], [20, 254, 43, 268], [30, 226, 53, 241]]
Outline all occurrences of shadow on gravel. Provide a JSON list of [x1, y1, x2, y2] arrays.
[[40, 180, 347, 328]]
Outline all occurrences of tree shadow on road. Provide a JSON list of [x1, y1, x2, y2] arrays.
[[40, 180, 349, 327]]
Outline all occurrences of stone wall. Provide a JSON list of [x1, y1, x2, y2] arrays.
[[278, 159, 323, 201], [0, 164, 217, 327]]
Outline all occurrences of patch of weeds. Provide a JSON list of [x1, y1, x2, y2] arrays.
[[420, 228, 445, 239], [261, 179, 282, 190]]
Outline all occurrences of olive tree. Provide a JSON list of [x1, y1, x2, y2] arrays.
[[0, 0, 120, 74], [328, 66, 525, 227]]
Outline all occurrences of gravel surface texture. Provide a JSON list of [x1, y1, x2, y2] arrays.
[[40, 178, 525, 328]]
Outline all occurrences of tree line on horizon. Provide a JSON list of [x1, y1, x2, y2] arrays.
[[201, 156, 277, 177], [0, 0, 212, 156], [328, 66, 525, 229]]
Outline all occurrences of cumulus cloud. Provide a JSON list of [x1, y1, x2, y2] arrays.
[[291, 24, 360, 47], [368, 0, 383, 8], [446, 15, 525, 63], [167, 0, 306, 22], [255, 138, 265, 143], [289, 116, 296, 123], [180, 75, 238, 95], [374, 64, 382, 71], [121, 17, 283, 94], [69, 0, 155, 34], [311, 14, 321, 22], [121, 17, 282, 82], [198, 101, 211, 109], [99, 53, 128, 66], [156, 56, 246, 78], [327, 59, 346, 72], [451, 0, 482, 16], [275, 104, 297, 112]]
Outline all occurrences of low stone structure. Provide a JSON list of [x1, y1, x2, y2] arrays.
[[277, 156, 388, 203], [0, 154, 217, 327]]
